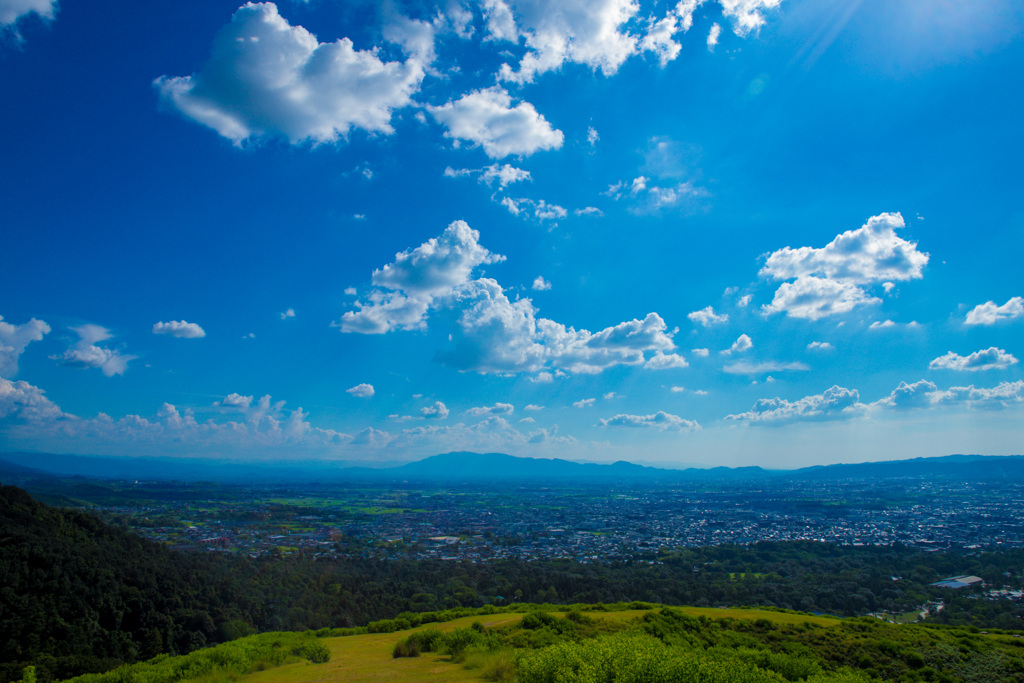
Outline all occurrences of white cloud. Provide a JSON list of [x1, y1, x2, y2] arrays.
[[761, 213, 927, 320], [152, 320, 206, 339], [599, 410, 699, 431], [965, 296, 1024, 326], [670, 385, 686, 393], [726, 385, 862, 424], [737, 294, 752, 308], [0, 315, 50, 378], [340, 220, 504, 334], [488, 0, 641, 83], [527, 423, 576, 445], [532, 276, 552, 291], [529, 372, 553, 384], [51, 324, 136, 377], [501, 197, 567, 222], [765, 276, 880, 321], [573, 397, 596, 408], [587, 126, 600, 146], [0, 0, 56, 29], [154, 3, 431, 145], [280, 308, 296, 320], [344, 287, 357, 296], [465, 402, 514, 416], [691, 347, 709, 357], [445, 163, 532, 188], [346, 383, 375, 397], [706, 22, 721, 51], [428, 86, 564, 158], [807, 341, 833, 351], [929, 348, 1018, 372], [645, 351, 689, 369], [723, 360, 810, 375], [344, 221, 677, 375], [872, 380, 939, 410], [500, 197, 521, 216], [719, 0, 782, 36], [519, 416, 535, 423], [2, 380, 350, 456], [575, 206, 604, 217], [930, 381, 1024, 410], [606, 175, 708, 214], [688, 306, 728, 326], [420, 400, 450, 419], [217, 393, 253, 408], [524, 404, 544, 411], [644, 0, 725, 66], [768, 212, 928, 282], [603, 391, 618, 399], [0, 378, 64, 422], [722, 333, 752, 355]]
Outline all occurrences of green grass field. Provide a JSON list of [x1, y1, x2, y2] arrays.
[[163, 608, 843, 683]]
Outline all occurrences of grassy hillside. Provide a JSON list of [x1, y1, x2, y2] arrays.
[[59, 604, 1024, 683]]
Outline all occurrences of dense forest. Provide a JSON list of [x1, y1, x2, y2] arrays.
[[2, 485, 1023, 682]]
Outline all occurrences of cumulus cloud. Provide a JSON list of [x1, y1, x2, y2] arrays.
[[965, 297, 1024, 326], [154, 3, 431, 145], [486, 0, 641, 83], [1, 0, 56, 29], [930, 381, 1024, 410], [719, 0, 782, 36], [573, 398, 596, 408], [645, 351, 688, 369], [346, 383, 375, 397], [343, 220, 679, 375], [691, 348, 709, 357], [2, 380, 350, 456], [0, 315, 50, 378], [599, 410, 699, 431], [420, 400, 450, 419], [723, 360, 810, 375], [532, 276, 552, 291], [428, 86, 564, 158], [217, 393, 253, 408], [929, 348, 1018, 372], [639, 0, 705, 65], [280, 308, 296, 320], [765, 276, 880, 321], [0, 377, 65, 422], [807, 341, 833, 351], [340, 220, 504, 333], [575, 206, 603, 217], [873, 379, 1024, 412], [726, 385, 863, 424], [761, 213, 927, 320], [872, 380, 939, 410], [152, 320, 206, 339], [688, 306, 728, 326], [51, 324, 136, 377], [444, 163, 532, 187], [465, 402, 514, 416], [722, 334, 752, 355], [524, 404, 544, 411]]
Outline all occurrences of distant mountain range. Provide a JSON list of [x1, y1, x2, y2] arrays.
[[2, 450, 1023, 486]]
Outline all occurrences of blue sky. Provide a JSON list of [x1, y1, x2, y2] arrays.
[[1, 0, 1022, 468]]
